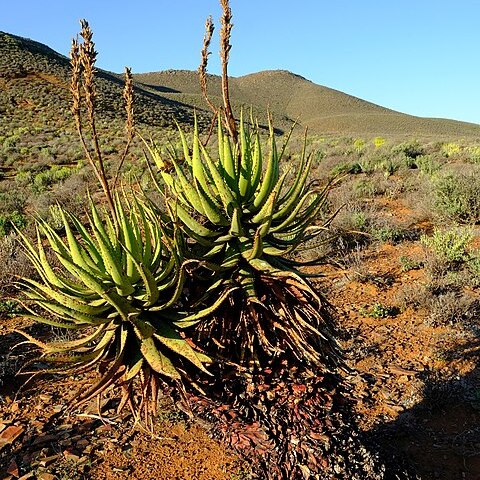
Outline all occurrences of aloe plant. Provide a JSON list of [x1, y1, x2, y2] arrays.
[[17, 195, 212, 419], [146, 116, 341, 370]]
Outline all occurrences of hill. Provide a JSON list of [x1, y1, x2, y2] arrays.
[[1, 30, 480, 142], [0, 32, 210, 132], [135, 69, 480, 137]]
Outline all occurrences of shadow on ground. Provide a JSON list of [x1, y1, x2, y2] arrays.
[[367, 320, 480, 480]]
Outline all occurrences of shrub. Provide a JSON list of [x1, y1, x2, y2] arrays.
[[377, 156, 401, 177], [371, 224, 406, 243], [0, 233, 33, 293], [353, 178, 380, 197], [15, 170, 33, 186], [353, 138, 366, 153], [399, 255, 423, 272], [391, 140, 424, 159], [433, 172, 480, 223], [357, 153, 381, 174], [0, 210, 27, 237], [32, 165, 73, 192], [441, 142, 461, 158], [421, 227, 473, 265], [360, 303, 399, 319], [467, 255, 480, 286], [330, 161, 362, 177], [467, 145, 480, 163], [414, 154, 442, 176]]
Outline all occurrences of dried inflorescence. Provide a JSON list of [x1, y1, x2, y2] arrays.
[[69, 19, 137, 218], [198, 16, 217, 116]]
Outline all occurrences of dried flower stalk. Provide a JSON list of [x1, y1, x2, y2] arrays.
[[114, 67, 135, 186], [199, 16, 217, 115], [219, 0, 237, 144], [70, 33, 107, 193], [71, 21, 115, 213], [70, 37, 81, 124], [198, 16, 219, 145]]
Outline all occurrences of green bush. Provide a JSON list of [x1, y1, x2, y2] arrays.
[[330, 161, 362, 177], [391, 141, 424, 159], [377, 156, 401, 177], [372, 224, 406, 243], [414, 154, 442, 176], [360, 303, 398, 318], [354, 179, 379, 197], [15, 170, 33, 186], [421, 227, 473, 264], [467, 145, 480, 163], [433, 173, 480, 223], [399, 255, 423, 272], [353, 138, 366, 153], [0, 210, 27, 237], [467, 255, 480, 285], [441, 142, 461, 158], [32, 165, 73, 192]]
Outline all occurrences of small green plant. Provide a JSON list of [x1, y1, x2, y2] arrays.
[[421, 227, 473, 264], [15, 170, 33, 186], [399, 255, 423, 272], [33, 165, 74, 192], [330, 161, 362, 177], [357, 156, 376, 174], [467, 254, 480, 286], [372, 225, 405, 243], [48, 204, 65, 231], [378, 156, 400, 177], [0, 210, 27, 237], [354, 178, 378, 197], [0, 299, 22, 317], [353, 138, 366, 153], [360, 303, 398, 318]]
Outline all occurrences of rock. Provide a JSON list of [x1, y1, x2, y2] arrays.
[[38, 474, 56, 480], [38, 454, 60, 467], [6, 459, 19, 477], [62, 450, 80, 462], [0, 425, 24, 449], [32, 434, 57, 445], [17, 473, 34, 480]]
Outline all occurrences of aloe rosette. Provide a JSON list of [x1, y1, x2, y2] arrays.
[[17, 194, 214, 417], [147, 116, 341, 370]]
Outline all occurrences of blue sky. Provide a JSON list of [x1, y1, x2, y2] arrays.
[[2, 1, 480, 124]]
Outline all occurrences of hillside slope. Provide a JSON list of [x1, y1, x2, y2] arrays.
[[1, 30, 479, 138], [135, 69, 480, 137], [0, 32, 209, 131]]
